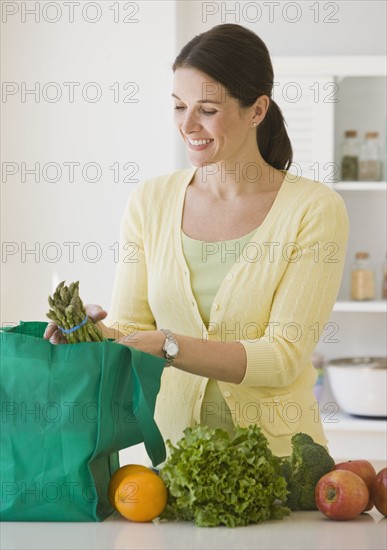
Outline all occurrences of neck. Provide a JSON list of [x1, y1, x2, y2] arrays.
[[196, 159, 284, 200]]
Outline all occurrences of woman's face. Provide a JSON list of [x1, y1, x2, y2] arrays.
[[172, 67, 259, 167]]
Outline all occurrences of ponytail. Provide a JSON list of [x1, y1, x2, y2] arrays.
[[257, 100, 293, 171]]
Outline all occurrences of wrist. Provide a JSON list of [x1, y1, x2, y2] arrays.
[[159, 328, 179, 367]]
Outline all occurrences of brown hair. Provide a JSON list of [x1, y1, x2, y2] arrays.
[[172, 24, 293, 171]]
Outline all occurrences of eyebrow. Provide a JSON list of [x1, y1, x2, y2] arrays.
[[171, 93, 223, 104]]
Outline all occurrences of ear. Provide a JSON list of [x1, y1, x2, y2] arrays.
[[251, 95, 270, 126]]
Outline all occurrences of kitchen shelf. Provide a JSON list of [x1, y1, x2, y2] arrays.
[[333, 301, 387, 312], [333, 181, 387, 191]]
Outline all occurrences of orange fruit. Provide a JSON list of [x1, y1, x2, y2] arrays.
[[108, 464, 150, 508], [114, 470, 168, 522]]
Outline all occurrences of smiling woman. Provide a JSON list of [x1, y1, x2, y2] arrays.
[[45, 23, 350, 458]]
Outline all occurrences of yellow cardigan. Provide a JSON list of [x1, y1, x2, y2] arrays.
[[106, 167, 350, 457]]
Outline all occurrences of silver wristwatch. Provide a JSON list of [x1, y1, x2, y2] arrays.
[[160, 328, 179, 366]]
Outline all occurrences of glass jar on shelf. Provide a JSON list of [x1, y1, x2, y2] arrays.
[[340, 130, 359, 181], [359, 131, 382, 181], [350, 252, 375, 301]]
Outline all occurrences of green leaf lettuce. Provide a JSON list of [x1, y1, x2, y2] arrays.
[[159, 424, 290, 527]]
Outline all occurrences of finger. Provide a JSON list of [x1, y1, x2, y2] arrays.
[[49, 329, 61, 345], [44, 322, 58, 339], [50, 329, 68, 345], [85, 304, 108, 323]]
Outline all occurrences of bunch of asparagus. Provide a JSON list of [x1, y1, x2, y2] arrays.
[[47, 281, 104, 343]]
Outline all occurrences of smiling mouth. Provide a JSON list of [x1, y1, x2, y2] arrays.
[[186, 138, 214, 148]]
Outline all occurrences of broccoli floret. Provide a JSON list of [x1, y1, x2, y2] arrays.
[[280, 432, 335, 511]]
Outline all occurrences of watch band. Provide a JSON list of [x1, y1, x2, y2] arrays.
[[160, 328, 179, 366]]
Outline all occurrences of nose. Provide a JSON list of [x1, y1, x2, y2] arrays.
[[180, 109, 201, 135]]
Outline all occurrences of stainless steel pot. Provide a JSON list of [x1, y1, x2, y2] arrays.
[[326, 356, 387, 417]]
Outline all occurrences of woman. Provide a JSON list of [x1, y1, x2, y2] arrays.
[[45, 24, 349, 457]]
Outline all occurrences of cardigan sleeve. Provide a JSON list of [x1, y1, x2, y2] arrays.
[[105, 184, 156, 336], [236, 192, 350, 387]]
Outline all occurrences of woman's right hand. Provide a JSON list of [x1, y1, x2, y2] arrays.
[[43, 322, 67, 344], [43, 304, 108, 344]]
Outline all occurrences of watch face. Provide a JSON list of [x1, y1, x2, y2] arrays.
[[166, 341, 178, 356]]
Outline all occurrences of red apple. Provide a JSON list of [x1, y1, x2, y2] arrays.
[[371, 468, 387, 516], [333, 460, 376, 511], [315, 470, 369, 520]]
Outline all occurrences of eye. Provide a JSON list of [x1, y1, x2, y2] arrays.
[[173, 105, 217, 116]]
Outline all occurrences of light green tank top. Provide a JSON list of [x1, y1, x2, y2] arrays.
[[181, 227, 257, 436]]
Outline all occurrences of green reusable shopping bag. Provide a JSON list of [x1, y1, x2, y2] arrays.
[[0, 321, 166, 522]]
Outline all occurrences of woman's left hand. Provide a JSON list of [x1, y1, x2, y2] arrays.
[[116, 329, 165, 359]]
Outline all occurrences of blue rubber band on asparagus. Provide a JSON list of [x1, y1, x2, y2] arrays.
[[58, 315, 88, 334]]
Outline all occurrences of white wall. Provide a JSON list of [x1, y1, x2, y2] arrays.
[[1, 0, 178, 322], [176, 0, 386, 54]]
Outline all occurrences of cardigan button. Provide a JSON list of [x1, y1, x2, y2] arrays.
[[224, 391, 231, 398], [213, 303, 219, 310]]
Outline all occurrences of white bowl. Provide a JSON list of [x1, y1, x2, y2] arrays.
[[326, 357, 387, 418]]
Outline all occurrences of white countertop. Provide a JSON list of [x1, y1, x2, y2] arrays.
[[1, 510, 386, 550]]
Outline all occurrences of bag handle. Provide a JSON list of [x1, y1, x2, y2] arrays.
[[131, 359, 166, 467]]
